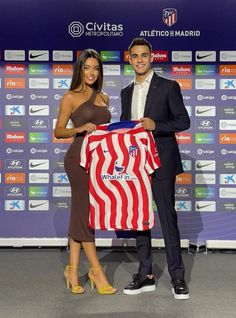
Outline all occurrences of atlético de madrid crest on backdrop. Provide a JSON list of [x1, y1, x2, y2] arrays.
[[163, 8, 177, 27]]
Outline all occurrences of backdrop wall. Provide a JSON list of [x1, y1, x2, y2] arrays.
[[0, 0, 236, 244]]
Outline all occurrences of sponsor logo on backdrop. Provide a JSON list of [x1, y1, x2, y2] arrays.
[[5, 186, 25, 198], [30, 94, 48, 100], [53, 51, 73, 61], [29, 200, 49, 211], [4, 50, 25, 61], [195, 79, 216, 89], [124, 65, 135, 76], [103, 78, 120, 89], [219, 133, 236, 144], [5, 173, 25, 184], [195, 119, 216, 131], [221, 95, 236, 101], [220, 79, 236, 89], [175, 133, 192, 144], [5, 118, 25, 129], [4, 64, 25, 75], [175, 79, 192, 90], [197, 148, 215, 156], [29, 159, 49, 170], [220, 203, 236, 211], [53, 78, 71, 89], [5, 132, 25, 143], [195, 201, 216, 212], [219, 65, 236, 75], [176, 173, 192, 184], [219, 188, 236, 198], [29, 119, 49, 130], [153, 65, 170, 75], [29, 186, 49, 197], [100, 51, 120, 62], [197, 95, 215, 101], [5, 200, 25, 211], [5, 159, 25, 170], [53, 173, 69, 184], [195, 174, 216, 184], [195, 51, 216, 62], [29, 64, 50, 75], [5, 105, 25, 116], [195, 65, 216, 75], [195, 133, 215, 144], [175, 201, 192, 211], [152, 51, 168, 62], [195, 106, 216, 117], [5, 78, 25, 89], [171, 65, 192, 75], [56, 201, 70, 209], [6, 148, 24, 154], [195, 187, 215, 199], [30, 147, 48, 154], [219, 120, 236, 130], [29, 132, 49, 143], [103, 65, 120, 76], [28, 50, 49, 61], [29, 105, 49, 116], [195, 160, 216, 171], [53, 148, 68, 154], [220, 106, 236, 116], [29, 173, 49, 183], [171, 51, 192, 62], [220, 161, 236, 172], [220, 51, 236, 62], [52, 64, 73, 76], [29, 78, 49, 89], [219, 174, 236, 184], [221, 149, 236, 156], [181, 160, 192, 171], [175, 187, 192, 199], [53, 186, 71, 197], [68, 21, 123, 37], [6, 94, 24, 100]]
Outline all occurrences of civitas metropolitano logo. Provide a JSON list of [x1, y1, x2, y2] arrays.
[[140, 8, 200, 38], [68, 21, 123, 37]]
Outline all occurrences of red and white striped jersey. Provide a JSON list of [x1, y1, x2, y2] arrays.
[[80, 121, 161, 231]]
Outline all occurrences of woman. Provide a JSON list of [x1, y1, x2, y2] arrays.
[[54, 49, 116, 295]]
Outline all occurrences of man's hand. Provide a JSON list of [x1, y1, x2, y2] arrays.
[[139, 117, 156, 131]]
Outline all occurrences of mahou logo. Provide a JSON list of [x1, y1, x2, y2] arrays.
[[5, 132, 25, 143], [175, 133, 192, 144]]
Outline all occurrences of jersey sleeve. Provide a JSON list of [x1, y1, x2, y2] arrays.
[[145, 131, 161, 174], [80, 133, 91, 172]]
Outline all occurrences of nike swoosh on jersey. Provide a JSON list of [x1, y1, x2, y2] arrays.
[[196, 54, 213, 60], [196, 108, 214, 114], [196, 203, 214, 209], [29, 53, 47, 59], [29, 202, 46, 208], [30, 107, 48, 113], [196, 162, 213, 169], [30, 162, 47, 168]]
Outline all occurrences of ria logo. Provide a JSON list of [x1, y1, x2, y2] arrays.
[[68, 21, 84, 37]]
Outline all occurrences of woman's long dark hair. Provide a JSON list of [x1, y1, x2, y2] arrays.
[[69, 49, 103, 92]]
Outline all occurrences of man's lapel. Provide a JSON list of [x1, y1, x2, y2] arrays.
[[126, 82, 134, 120], [144, 73, 160, 116]]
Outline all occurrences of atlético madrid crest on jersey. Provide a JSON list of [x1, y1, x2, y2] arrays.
[[163, 8, 177, 27], [129, 145, 138, 157]]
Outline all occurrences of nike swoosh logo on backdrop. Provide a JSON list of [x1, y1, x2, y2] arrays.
[[30, 202, 46, 208], [30, 107, 47, 113], [196, 162, 213, 169], [30, 162, 47, 168], [196, 108, 214, 114], [196, 203, 214, 210], [196, 54, 213, 60], [29, 53, 47, 59]]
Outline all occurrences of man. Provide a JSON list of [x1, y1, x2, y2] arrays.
[[120, 38, 190, 299]]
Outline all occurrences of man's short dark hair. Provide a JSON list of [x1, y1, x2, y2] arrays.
[[128, 38, 152, 53]]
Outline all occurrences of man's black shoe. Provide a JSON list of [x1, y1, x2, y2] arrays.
[[171, 279, 190, 300], [123, 273, 156, 295]]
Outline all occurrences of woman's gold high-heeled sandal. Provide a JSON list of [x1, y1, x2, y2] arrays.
[[88, 266, 116, 295], [64, 265, 85, 294]]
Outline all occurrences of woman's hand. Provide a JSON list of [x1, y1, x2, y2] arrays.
[[76, 123, 96, 134]]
